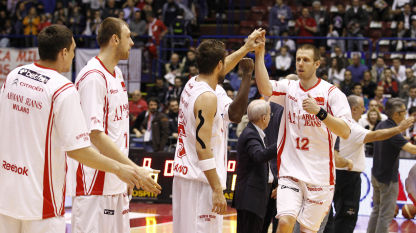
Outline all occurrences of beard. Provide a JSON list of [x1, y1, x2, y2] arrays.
[[117, 45, 130, 60], [217, 73, 226, 84]]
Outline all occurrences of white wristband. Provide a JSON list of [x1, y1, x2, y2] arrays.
[[198, 158, 216, 171]]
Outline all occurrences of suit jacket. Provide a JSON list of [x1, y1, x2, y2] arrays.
[[232, 122, 277, 218], [139, 111, 170, 151]]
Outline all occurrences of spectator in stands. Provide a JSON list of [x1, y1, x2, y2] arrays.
[[145, 10, 168, 57], [316, 56, 329, 80], [344, 0, 369, 51], [311, 1, 329, 47], [396, 4, 414, 29], [0, 19, 12, 47], [162, 0, 180, 28], [295, 7, 317, 44], [405, 85, 416, 110], [185, 64, 199, 80], [352, 82, 369, 108], [13, 2, 27, 35], [373, 85, 389, 112], [268, 0, 293, 36], [148, 77, 168, 106], [391, 58, 407, 83], [165, 53, 184, 82], [329, 4, 347, 51], [379, 68, 400, 98], [166, 76, 184, 103], [68, 6, 83, 35], [409, 18, 416, 49], [327, 24, 342, 52], [275, 30, 296, 52], [328, 57, 345, 86], [37, 13, 51, 33], [340, 70, 354, 96], [373, 0, 391, 21], [123, 0, 139, 23], [181, 50, 197, 77], [166, 98, 179, 140], [392, 21, 410, 51], [102, 0, 118, 18], [333, 45, 348, 68], [275, 45, 292, 79], [400, 68, 416, 98], [363, 108, 382, 157], [371, 57, 387, 83], [392, 0, 413, 14], [23, 6, 39, 35], [132, 97, 169, 152], [226, 66, 243, 90], [347, 53, 368, 83], [130, 10, 147, 47], [361, 71, 377, 99], [359, 99, 388, 128], [129, 90, 148, 123]]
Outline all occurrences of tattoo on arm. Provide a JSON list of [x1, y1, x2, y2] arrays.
[[196, 110, 206, 149]]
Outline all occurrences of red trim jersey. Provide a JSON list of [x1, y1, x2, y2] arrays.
[[271, 79, 352, 185], [67, 57, 129, 196], [0, 63, 91, 220], [173, 77, 232, 188]]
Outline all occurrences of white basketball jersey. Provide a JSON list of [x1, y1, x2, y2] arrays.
[[0, 63, 91, 220], [67, 57, 129, 196], [271, 79, 352, 185], [173, 76, 231, 188]]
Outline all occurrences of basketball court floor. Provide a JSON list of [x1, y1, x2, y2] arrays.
[[63, 202, 416, 233]]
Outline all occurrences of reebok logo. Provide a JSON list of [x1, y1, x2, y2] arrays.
[[104, 209, 115, 215], [2, 160, 29, 176], [281, 185, 299, 193]]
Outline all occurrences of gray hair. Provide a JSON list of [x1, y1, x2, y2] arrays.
[[247, 99, 270, 123], [384, 98, 405, 118], [347, 95, 362, 109]]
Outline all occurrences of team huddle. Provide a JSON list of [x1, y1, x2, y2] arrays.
[[0, 17, 415, 233]]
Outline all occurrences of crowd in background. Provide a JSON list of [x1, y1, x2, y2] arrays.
[[2, 0, 416, 155]]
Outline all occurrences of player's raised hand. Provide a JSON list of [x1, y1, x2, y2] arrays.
[[212, 189, 227, 215], [302, 93, 320, 115], [398, 117, 415, 132], [244, 28, 266, 52], [239, 58, 254, 76], [135, 166, 162, 194]]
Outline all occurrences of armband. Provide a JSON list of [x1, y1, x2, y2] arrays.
[[316, 107, 328, 121], [198, 158, 216, 171]]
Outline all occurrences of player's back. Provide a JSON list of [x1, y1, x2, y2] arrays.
[[174, 76, 227, 186], [0, 63, 85, 220]]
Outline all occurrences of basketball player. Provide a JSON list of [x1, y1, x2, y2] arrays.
[[68, 18, 161, 233], [173, 29, 264, 233], [0, 25, 144, 233], [255, 42, 353, 233]]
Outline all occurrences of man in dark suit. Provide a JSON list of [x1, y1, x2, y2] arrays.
[[261, 101, 284, 233], [232, 99, 278, 233]]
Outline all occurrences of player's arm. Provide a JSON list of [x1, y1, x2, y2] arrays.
[[228, 58, 254, 123], [90, 131, 161, 193], [363, 117, 414, 143], [254, 40, 273, 97], [67, 146, 145, 191], [224, 28, 265, 74], [334, 150, 353, 170], [194, 92, 227, 215]]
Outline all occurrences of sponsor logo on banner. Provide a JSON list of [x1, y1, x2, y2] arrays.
[[0, 48, 40, 86], [104, 209, 115, 215]]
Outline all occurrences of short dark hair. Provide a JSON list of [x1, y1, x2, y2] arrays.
[[298, 44, 320, 61], [38, 25, 73, 61], [384, 98, 405, 118], [196, 39, 226, 75], [147, 97, 160, 106], [409, 106, 416, 115], [97, 17, 127, 47]]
